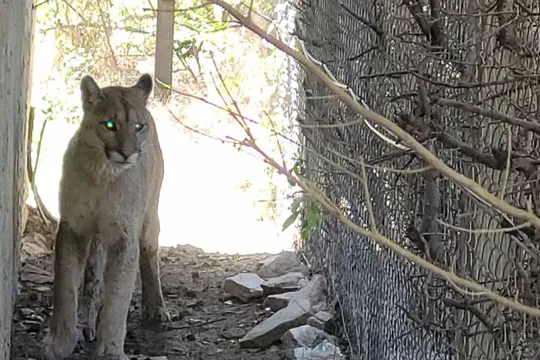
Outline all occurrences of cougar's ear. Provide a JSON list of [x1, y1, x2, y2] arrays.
[[80, 75, 103, 111], [134, 74, 153, 102]]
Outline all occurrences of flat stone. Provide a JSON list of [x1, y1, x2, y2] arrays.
[[307, 317, 325, 330], [223, 273, 265, 303], [311, 302, 328, 314], [20, 232, 51, 262], [239, 299, 311, 349], [285, 340, 344, 360], [32, 286, 51, 293], [19, 308, 35, 317], [307, 311, 333, 330], [261, 272, 308, 296], [263, 291, 297, 312], [239, 275, 328, 349], [289, 274, 327, 312], [175, 244, 205, 255], [20, 264, 53, 284], [257, 251, 309, 279], [313, 311, 333, 322], [281, 325, 338, 349]]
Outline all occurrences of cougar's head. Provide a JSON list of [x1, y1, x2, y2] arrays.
[[79, 74, 154, 168]]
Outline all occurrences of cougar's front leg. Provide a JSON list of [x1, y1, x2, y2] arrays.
[[140, 215, 169, 323], [43, 222, 90, 360], [78, 236, 105, 343], [94, 234, 138, 360]]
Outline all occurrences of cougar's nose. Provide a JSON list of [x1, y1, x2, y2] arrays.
[[118, 142, 137, 159], [116, 149, 130, 160]]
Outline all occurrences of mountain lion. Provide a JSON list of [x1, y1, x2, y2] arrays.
[[43, 74, 169, 360]]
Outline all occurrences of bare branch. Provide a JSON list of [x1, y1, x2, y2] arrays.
[[211, 0, 540, 231], [435, 97, 540, 136]]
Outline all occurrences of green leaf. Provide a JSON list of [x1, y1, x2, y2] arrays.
[[298, 202, 321, 242], [282, 210, 299, 231], [291, 197, 303, 213], [300, 225, 312, 242]]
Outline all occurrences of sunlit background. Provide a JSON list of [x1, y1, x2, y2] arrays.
[[27, 0, 301, 254]]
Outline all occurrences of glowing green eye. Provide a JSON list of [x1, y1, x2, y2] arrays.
[[104, 120, 116, 131]]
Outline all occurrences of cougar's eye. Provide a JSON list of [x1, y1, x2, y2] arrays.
[[102, 120, 116, 131], [135, 123, 145, 132]]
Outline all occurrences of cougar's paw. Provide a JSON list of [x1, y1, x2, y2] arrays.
[[142, 305, 171, 324], [77, 322, 96, 343], [42, 328, 78, 360]]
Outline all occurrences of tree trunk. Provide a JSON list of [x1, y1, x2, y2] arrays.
[[0, 0, 34, 357], [154, 0, 175, 100]]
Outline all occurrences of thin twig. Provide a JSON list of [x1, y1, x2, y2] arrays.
[[359, 157, 378, 234], [435, 97, 540, 136], [28, 110, 56, 224], [500, 124, 512, 199]]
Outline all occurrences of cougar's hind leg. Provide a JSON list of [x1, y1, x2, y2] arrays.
[[43, 221, 90, 360], [139, 215, 169, 323]]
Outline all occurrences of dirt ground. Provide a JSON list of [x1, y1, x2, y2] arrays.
[[11, 206, 286, 360]]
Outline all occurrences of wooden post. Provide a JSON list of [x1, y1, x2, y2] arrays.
[[0, 0, 34, 357], [154, 0, 175, 100]]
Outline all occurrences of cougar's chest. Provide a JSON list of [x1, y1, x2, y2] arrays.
[[96, 180, 146, 242], [60, 159, 148, 236]]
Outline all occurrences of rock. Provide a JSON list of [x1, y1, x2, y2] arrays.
[[221, 328, 245, 340], [21, 320, 41, 332], [313, 311, 333, 322], [311, 302, 328, 314], [176, 244, 205, 255], [223, 273, 264, 302], [261, 272, 308, 296], [257, 251, 309, 279], [281, 325, 338, 349], [285, 340, 344, 360], [33, 286, 51, 293], [21, 263, 52, 276], [263, 291, 297, 312], [307, 311, 333, 330], [185, 299, 204, 308], [239, 275, 328, 349], [290, 275, 327, 312], [19, 308, 35, 317], [239, 299, 311, 349], [20, 264, 53, 284], [20, 232, 51, 262], [306, 317, 325, 330]]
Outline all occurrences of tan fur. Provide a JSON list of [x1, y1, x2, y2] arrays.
[[43, 74, 169, 360]]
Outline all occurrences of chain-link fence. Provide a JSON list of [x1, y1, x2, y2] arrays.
[[295, 1, 540, 359]]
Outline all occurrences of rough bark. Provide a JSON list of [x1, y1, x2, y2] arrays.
[[0, 0, 34, 357]]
